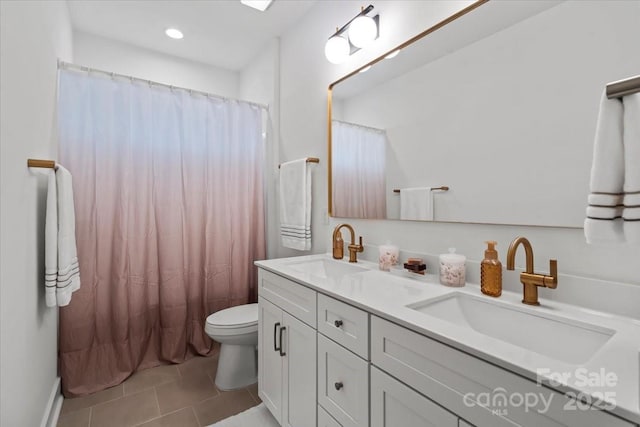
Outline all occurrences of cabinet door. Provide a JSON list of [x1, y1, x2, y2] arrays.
[[318, 334, 369, 427], [282, 312, 317, 427], [371, 366, 458, 427], [318, 405, 342, 427], [258, 297, 283, 424]]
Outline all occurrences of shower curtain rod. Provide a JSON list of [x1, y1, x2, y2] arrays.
[[332, 119, 385, 133], [57, 60, 269, 110]]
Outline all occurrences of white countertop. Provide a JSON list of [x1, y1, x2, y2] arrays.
[[255, 253, 640, 424]]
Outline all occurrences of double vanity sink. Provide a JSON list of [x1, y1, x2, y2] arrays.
[[256, 253, 640, 427]]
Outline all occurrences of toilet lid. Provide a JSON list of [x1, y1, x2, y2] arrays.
[[206, 303, 258, 329]]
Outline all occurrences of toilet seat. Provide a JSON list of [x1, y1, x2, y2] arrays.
[[205, 303, 258, 336]]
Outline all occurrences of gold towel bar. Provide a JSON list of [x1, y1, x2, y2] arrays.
[[606, 75, 640, 99], [393, 186, 449, 193], [278, 157, 320, 169], [27, 159, 56, 169]]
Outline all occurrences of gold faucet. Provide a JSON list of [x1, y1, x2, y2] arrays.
[[506, 236, 558, 306], [332, 223, 363, 263]]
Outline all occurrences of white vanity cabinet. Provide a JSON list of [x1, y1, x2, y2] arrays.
[[317, 294, 370, 427], [370, 365, 458, 427], [371, 316, 634, 427], [257, 265, 637, 427], [258, 270, 317, 427]]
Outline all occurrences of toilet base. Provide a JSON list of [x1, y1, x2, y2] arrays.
[[214, 343, 258, 391]]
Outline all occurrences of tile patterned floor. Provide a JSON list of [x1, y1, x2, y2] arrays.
[[57, 349, 261, 427]]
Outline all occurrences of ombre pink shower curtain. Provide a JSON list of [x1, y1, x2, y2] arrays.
[[332, 120, 387, 218], [57, 69, 265, 397]]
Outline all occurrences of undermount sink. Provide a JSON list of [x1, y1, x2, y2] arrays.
[[407, 293, 615, 365], [287, 258, 368, 279]]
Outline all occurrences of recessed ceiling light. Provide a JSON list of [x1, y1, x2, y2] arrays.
[[165, 28, 184, 39], [359, 66, 372, 73], [385, 49, 400, 59], [240, 0, 273, 12]]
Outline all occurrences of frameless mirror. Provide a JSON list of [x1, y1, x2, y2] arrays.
[[328, 0, 640, 227]]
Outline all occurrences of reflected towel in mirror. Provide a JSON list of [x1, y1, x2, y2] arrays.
[[400, 187, 433, 221]]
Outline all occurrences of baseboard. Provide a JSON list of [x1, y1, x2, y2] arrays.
[[41, 377, 63, 427]]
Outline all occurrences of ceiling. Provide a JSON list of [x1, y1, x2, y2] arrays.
[[67, 0, 317, 71]]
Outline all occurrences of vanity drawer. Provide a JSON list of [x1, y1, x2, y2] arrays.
[[318, 334, 369, 427], [318, 294, 369, 359], [318, 405, 342, 427], [371, 366, 457, 427], [258, 269, 316, 327], [371, 316, 633, 427]]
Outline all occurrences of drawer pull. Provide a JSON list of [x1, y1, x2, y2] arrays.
[[334, 319, 344, 328], [334, 381, 344, 391], [273, 322, 281, 353], [279, 326, 287, 357]]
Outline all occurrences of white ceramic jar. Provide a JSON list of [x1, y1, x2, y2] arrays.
[[378, 243, 399, 271], [439, 248, 466, 287]]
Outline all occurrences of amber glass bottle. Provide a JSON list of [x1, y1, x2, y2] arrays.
[[481, 241, 502, 297]]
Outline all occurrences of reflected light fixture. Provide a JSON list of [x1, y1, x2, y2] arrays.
[[385, 49, 400, 59], [240, 0, 273, 12], [165, 28, 184, 39], [324, 5, 379, 64]]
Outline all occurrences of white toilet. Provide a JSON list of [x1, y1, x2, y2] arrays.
[[205, 303, 259, 390]]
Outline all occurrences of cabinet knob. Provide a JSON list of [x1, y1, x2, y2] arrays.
[[334, 382, 343, 391], [334, 319, 344, 328]]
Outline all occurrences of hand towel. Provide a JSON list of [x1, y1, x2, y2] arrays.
[[45, 165, 81, 307], [400, 187, 433, 221], [280, 159, 312, 250], [44, 170, 58, 307], [584, 91, 625, 244], [623, 93, 640, 243]]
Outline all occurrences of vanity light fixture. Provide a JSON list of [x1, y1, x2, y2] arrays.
[[324, 5, 379, 64], [165, 28, 184, 39], [240, 0, 273, 12], [325, 35, 350, 65]]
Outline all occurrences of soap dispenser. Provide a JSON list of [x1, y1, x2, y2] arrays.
[[481, 241, 502, 297]]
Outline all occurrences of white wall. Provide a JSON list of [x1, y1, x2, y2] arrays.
[[0, 2, 73, 426], [239, 39, 280, 259], [277, 0, 640, 290], [74, 31, 239, 97]]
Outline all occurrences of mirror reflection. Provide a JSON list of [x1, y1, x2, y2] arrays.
[[329, 0, 640, 227]]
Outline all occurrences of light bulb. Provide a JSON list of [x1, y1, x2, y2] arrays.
[[165, 28, 183, 39], [325, 36, 350, 64], [348, 15, 377, 48]]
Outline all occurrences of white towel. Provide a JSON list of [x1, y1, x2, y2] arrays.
[[279, 159, 312, 250], [584, 91, 625, 244], [45, 165, 80, 307], [400, 187, 433, 221], [623, 93, 640, 243], [44, 170, 58, 306]]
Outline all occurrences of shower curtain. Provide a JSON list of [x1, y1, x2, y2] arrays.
[[332, 120, 387, 218], [57, 69, 266, 396]]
